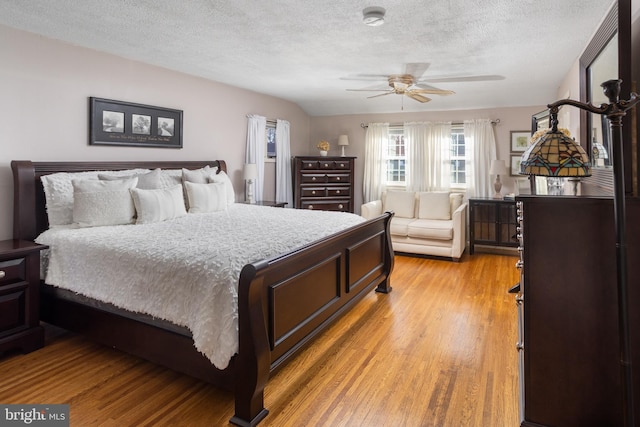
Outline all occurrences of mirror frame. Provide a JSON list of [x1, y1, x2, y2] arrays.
[[579, 0, 633, 195]]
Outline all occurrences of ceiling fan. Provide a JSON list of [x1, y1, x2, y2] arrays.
[[345, 63, 504, 104]]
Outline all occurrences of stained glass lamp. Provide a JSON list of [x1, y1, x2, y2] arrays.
[[519, 118, 591, 177]]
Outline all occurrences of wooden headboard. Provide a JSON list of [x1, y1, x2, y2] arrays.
[[11, 160, 227, 241]]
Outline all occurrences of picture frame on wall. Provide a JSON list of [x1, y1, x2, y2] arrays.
[[510, 154, 523, 176], [89, 97, 183, 148], [510, 131, 530, 152]]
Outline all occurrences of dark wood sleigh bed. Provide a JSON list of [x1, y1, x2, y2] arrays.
[[11, 159, 394, 427]]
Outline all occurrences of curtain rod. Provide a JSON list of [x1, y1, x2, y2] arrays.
[[360, 119, 500, 129]]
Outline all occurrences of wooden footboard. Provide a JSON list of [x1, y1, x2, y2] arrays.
[[11, 160, 394, 427]]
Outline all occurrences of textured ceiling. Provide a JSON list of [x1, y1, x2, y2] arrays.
[[0, 0, 618, 116]]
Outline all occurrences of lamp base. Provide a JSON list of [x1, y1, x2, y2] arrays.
[[341, 146, 346, 157], [493, 176, 503, 199]]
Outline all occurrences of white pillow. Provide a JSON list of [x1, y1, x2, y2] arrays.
[[72, 177, 138, 227], [208, 171, 235, 205], [418, 192, 452, 220], [184, 181, 227, 213], [181, 166, 215, 184], [99, 168, 162, 189], [130, 185, 187, 224], [384, 191, 416, 219]]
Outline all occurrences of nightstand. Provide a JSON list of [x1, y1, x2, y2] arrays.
[[0, 240, 48, 355]]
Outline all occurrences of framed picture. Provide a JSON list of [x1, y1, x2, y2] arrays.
[[90, 97, 183, 148], [510, 131, 530, 152], [510, 154, 523, 176]]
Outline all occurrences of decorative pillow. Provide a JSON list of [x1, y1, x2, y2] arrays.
[[41, 169, 149, 226], [418, 192, 452, 220], [98, 168, 162, 189], [72, 177, 138, 227], [184, 181, 227, 213], [208, 171, 235, 205], [181, 166, 215, 184], [159, 169, 184, 189], [130, 185, 187, 224], [384, 191, 416, 219]]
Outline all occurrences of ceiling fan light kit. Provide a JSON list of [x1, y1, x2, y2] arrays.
[[362, 6, 385, 26]]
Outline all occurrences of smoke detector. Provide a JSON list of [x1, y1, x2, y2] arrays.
[[362, 6, 385, 26]]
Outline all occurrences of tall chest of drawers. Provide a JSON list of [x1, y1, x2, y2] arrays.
[[293, 156, 355, 212]]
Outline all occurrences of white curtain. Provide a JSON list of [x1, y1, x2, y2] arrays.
[[245, 115, 266, 201], [363, 123, 389, 203], [405, 121, 452, 192], [275, 119, 293, 207], [464, 119, 497, 198]]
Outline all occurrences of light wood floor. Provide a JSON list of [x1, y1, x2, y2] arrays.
[[0, 253, 520, 426]]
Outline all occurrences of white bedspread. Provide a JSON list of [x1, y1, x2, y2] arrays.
[[36, 204, 365, 369]]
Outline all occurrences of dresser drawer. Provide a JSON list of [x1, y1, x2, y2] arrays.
[[317, 160, 351, 170], [301, 187, 327, 197], [300, 160, 320, 170], [301, 200, 351, 212], [0, 258, 27, 287], [327, 174, 350, 184], [301, 174, 327, 184], [327, 187, 350, 197]]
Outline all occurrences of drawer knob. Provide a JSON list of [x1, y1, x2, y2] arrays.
[[336, 177, 341, 181], [324, 163, 329, 167], [311, 190, 316, 194], [312, 177, 316, 181], [338, 204, 344, 209], [336, 190, 341, 194], [0, 270, 4, 279], [308, 163, 313, 167], [308, 205, 314, 209], [340, 164, 345, 167]]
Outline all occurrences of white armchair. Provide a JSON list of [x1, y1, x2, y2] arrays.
[[361, 190, 467, 261]]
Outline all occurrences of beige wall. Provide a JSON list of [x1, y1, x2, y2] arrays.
[[0, 25, 311, 240], [308, 106, 545, 212]]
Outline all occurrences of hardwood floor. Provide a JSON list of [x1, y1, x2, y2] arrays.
[[0, 253, 520, 426]]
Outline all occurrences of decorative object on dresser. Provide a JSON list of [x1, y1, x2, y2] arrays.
[[89, 97, 183, 148], [293, 156, 355, 212], [243, 163, 257, 204], [12, 159, 393, 427], [489, 159, 507, 198], [468, 198, 518, 255], [338, 135, 349, 157], [517, 79, 640, 427], [0, 240, 48, 355], [316, 140, 330, 156]]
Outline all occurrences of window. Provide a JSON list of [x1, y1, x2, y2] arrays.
[[385, 127, 406, 185], [266, 122, 276, 158], [382, 125, 468, 188], [450, 126, 466, 187]]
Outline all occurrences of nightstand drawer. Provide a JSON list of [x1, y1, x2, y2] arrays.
[[0, 290, 26, 335], [0, 258, 26, 287]]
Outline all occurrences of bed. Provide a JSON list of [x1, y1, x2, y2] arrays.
[[11, 159, 394, 427]]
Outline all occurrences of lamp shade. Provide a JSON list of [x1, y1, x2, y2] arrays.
[[338, 135, 349, 146], [519, 129, 591, 177], [489, 159, 506, 175], [243, 163, 257, 180]]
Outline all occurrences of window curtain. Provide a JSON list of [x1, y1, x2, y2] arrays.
[[245, 115, 266, 201], [405, 121, 452, 192], [363, 122, 389, 203], [275, 119, 293, 208], [464, 119, 497, 198]]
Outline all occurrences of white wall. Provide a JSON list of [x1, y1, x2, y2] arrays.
[[0, 25, 311, 240], [309, 106, 545, 212]]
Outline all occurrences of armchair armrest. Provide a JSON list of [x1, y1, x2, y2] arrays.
[[451, 203, 468, 259], [361, 200, 383, 220]]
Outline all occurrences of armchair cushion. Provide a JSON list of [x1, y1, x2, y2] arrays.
[[384, 190, 416, 218], [418, 191, 451, 220]]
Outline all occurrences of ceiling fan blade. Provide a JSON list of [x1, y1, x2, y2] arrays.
[[410, 88, 455, 96], [406, 92, 431, 103], [347, 89, 393, 92], [340, 74, 390, 82], [367, 92, 395, 99], [404, 63, 430, 80], [420, 74, 505, 83]]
